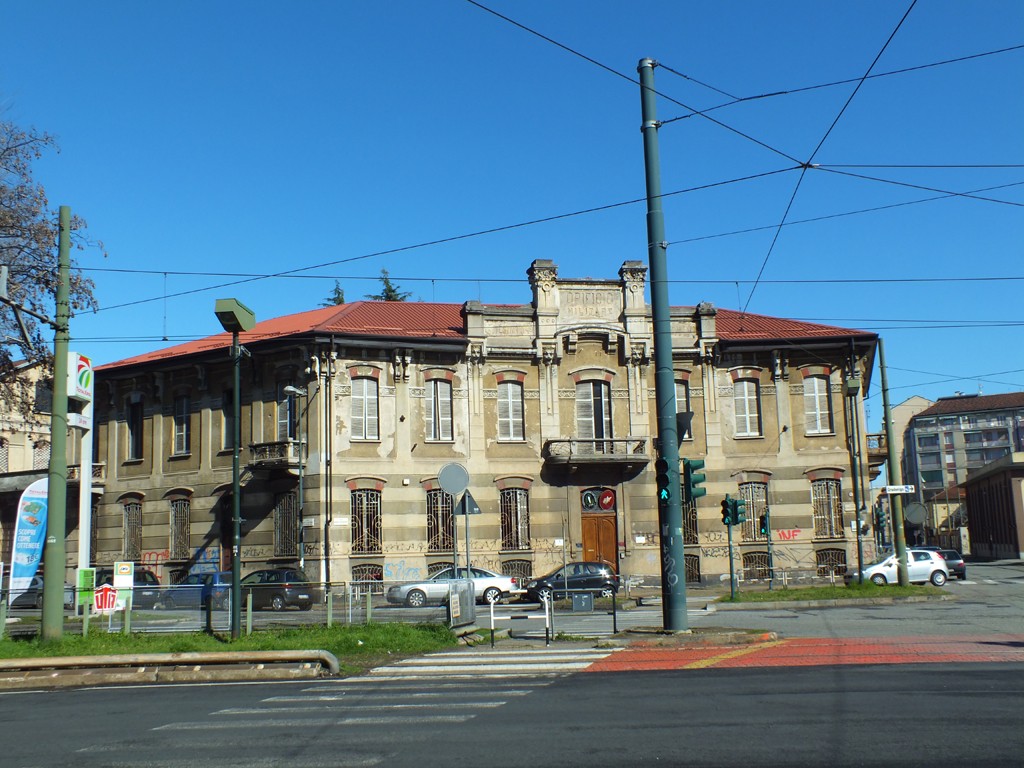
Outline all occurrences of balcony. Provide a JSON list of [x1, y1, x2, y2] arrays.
[[866, 432, 887, 479], [543, 437, 649, 473], [68, 462, 106, 486], [248, 440, 304, 472]]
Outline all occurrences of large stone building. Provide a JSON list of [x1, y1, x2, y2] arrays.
[[83, 260, 879, 588]]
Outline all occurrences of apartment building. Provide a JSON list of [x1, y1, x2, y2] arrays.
[[85, 259, 879, 588]]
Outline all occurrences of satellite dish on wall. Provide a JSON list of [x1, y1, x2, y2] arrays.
[[904, 501, 927, 525]]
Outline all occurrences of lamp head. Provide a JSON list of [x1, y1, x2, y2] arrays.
[[215, 298, 256, 333]]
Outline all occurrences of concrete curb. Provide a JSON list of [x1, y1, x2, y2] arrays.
[[711, 594, 955, 611]]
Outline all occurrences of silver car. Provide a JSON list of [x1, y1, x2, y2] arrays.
[[850, 549, 949, 586], [386, 566, 521, 608]]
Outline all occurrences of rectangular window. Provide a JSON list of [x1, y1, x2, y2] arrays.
[[123, 501, 142, 561], [173, 395, 191, 455], [500, 488, 530, 550], [277, 384, 297, 441], [351, 378, 379, 440], [32, 441, 50, 470], [426, 489, 454, 552], [425, 379, 453, 441], [576, 381, 612, 453], [351, 489, 382, 554], [733, 380, 761, 437], [803, 376, 833, 435], [222, 390, 235, 451], [169, 498, 191, 560], [274, 490, 299, 557], [811, 478, 844, 539], [918, 434, 940, 450], [497, 381, 524, 441], [676, 381, 692, 440], [127, 400, 144, 460], [739, 481, 768, 542]]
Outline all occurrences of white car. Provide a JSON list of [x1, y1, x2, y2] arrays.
[[386, 566, 522, 607], [848, 548, 949, 586]]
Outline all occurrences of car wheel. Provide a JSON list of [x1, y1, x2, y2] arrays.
[[482, 587, 502, 605], [299, 603, 313, 611], [405, 589, 427, 608], [271, 594, 286, 611], [34, 593, 44, 609], [870, 574, 887, 586], [930, 570, 947, 587], [537, 587, 553, 603], [599, 584, 615, 599]]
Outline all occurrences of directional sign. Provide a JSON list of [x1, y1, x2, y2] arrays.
[[884, 485, 916, 494]]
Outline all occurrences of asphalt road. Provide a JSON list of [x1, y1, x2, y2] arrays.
[[1, 661, 1020, 767]]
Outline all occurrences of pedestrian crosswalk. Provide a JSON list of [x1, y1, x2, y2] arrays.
[[359, 646, 619, 680]]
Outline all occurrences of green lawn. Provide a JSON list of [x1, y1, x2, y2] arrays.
[[0, 622, 457, 675], [721, 581, 945, 602]]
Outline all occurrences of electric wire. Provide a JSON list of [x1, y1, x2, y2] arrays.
[[816, 167, 1024, 207]]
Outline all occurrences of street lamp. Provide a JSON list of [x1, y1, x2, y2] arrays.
[[215, 298, 255, 640], [282, 385, 306, 571]]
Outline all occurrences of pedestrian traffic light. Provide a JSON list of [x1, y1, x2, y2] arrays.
[[758, 514, 768, 536], [683, 458, 707, 501], [655, 458, 671, 505], [721, 496, 732, 525]]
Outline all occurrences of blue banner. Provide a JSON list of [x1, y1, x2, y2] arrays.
[[9, 478, 48, 606]]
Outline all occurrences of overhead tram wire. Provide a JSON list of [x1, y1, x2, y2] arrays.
[[660, 43, 1024, 125], [740, 0, 919, 316], [464, 0, 802, 165], [669, 180, 1024, 245], [815, 167, 1024, 207], [91, 167, 798, 314]]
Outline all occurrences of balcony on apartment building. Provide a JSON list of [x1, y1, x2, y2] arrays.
[[543, 437, 649, 473], [68, 462, 107, 486], [248, 440, 304, 473], [865, 432, 887, 480]]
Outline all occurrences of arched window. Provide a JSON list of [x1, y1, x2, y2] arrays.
[[739, 481, 769, 542], [742, 551, 771, 581], [500, 488, 530, 551], [274, 490, 299, 557], [351, 489, 382, 553], [169, 496, 191, 560], [426, 489, 454, 552], [816, 548, 847, 578], [811, 478, 844, 538], [123, 499, 143, 561]]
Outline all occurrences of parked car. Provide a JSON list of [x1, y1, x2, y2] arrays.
[[846, 548, 948, 586], [8, 575, 75, 609], [159, 571, 231, 609], [524, 562, 619, 602], [240, 568, 318, 611], [95, 567, 162, 608], [386, 566, 521, 608], [938, 550, 967, 580]]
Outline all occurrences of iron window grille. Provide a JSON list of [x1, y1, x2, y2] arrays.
[[742, 551, 771, 581], [684, 553, 701, 584], [682, 499, 698, 545], [169, 498, 191, 560], [427, 561, 454, 577], [274, 490, 299, 557], [351, 489, 382, 554], [739, 482, 768, 542], [123, 501, 142, 561], [811, 479, 845, 538], [500, 488, 531, 551], [426, 489, 454, 552], [501, 559, 533, 582], [351, 563, 384, 594], [816, 548, 847, 578]]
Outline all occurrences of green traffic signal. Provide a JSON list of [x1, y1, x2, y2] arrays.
[[655, 457, 671, 505], [734, 497, 747, 524], [758, 513, 768, 536], [720, 496, 732, 525]]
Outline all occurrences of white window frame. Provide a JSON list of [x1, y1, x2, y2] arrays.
[[424, 379, 453, 442], [576, 381, 612, 451], [803, 376, 833, 435], [676, 380, 692, 440], [351, 378, 379, 441], [173, 395, 191, 455], [497, 381, 524, 441], [277, 384, 297, 441], [733, 379, 761, 437]]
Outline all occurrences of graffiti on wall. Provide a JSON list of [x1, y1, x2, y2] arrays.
[[139, 546, 221, 580]]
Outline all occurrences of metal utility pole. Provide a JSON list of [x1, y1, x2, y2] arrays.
[[42, 206, 72, 641], [879, 338, 909, 586], [638, 58, 688, 631]]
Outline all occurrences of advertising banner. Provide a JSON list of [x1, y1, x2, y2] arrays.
[[8, 478, 48, 606]]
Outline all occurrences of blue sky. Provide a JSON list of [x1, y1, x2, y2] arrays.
[[3, 1, 1022, 430]]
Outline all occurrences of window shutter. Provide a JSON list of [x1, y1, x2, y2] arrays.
[[510, 384, 523, 440], [497, 383, 511, 440], [365, 380, 379, 439], [424, 381, 435, 439], [576, 382, 595, 439], [438, 381, 452, 440], [352, 379, 366, 439]]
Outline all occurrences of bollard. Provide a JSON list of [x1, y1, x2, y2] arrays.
[[204, 596, 213, 634], [82, 608, 89, 637], [326, 590, 333, 628], [123, 595, 132, 635], [245, 591, 253, 636], [365, 590, 372, 624]]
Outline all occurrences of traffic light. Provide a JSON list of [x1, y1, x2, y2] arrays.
[[683, 458, 706, 502], [655, 458, 671, 505], [721, 496, 732, 525], [758, 514, 768, 536], [734, 497, 747, 524]]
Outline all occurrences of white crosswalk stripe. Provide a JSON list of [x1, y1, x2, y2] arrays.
[[360, 647, 619, 680]]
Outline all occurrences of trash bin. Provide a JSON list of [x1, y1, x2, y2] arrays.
[[571, 592, 594, 612]]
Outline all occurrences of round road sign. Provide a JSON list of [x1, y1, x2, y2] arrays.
[[438, 463, 469, 495]]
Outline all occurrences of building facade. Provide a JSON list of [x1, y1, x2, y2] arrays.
[[84, 260, 879, 588]]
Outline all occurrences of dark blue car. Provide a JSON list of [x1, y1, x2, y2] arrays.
[[159, 571, 230, 610]]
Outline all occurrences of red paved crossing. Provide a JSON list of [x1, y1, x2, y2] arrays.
[[586, 634, 1024, 672]]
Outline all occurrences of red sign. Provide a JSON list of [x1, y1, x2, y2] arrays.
[[95, 584, 118, 612], [598, 489, 616, 510]]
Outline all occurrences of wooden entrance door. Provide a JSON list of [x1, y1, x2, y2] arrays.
[[582, 513, 617, 569]]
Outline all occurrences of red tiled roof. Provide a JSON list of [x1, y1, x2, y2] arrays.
[[97, 302, 464, 371], [714, 308, 875, 342], [916, 391, 1024, 417], [97, 301, 874, 372]]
